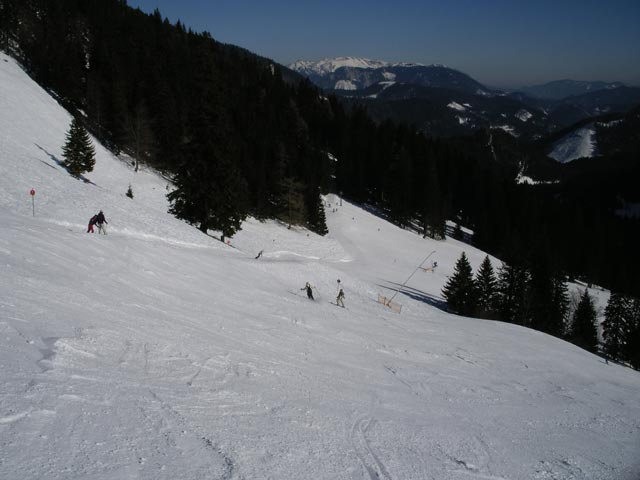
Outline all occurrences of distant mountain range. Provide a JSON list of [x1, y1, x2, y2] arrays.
[[516, 80, 626, 100], [289, 57, 640, 140], [288, 56, 490, 95], [337, 82, 550, 140]]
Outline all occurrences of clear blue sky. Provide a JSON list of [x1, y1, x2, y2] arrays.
[[127, 0, 640, 87]]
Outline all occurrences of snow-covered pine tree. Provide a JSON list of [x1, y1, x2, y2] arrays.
[[442, 252, 476, 316], [474, 255, 497, 319], [569, 289, 598, 353], [62, 118, 96, 177]]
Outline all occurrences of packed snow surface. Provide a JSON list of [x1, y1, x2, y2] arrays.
[[1, 51, 640, 480], [549, 125, 597, 163]]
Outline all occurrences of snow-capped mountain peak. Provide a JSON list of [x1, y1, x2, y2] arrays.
[[289, 57, 487, 94], [288, 56, 390, 75], [288, 56, 435, 76]]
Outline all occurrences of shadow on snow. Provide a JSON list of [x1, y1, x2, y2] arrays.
[[35, 143, 96, 185], [377, 280, 448, 312]]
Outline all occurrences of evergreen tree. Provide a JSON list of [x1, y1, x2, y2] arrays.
[[602, 292, 630, 361], [421, 160, 445, 240], [568, 289, 598, 353], [385, 144, 413, 228], [527, 250, 568, 337], [549, 274, 570, 336], [125, 101, 155, 172], [496, 262, 530, 325], [305, 184, 328, 235], [624, 297, 640, 369], [626, 321, 640, 370], [475, 255, 497, 319], [278, 177, 306, 228], [442, 252, 476, 316], [62, 118, 96, 177], [167, 138, 247, 239], [167, 40, 247, 240]]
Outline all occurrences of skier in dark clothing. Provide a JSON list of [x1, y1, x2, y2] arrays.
[[301, 282, 314, 300], [87, 214, 98, 233], [95, 210, 108, 234], [336, 288, 345, 308]]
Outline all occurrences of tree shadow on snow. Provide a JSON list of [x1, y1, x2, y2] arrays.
[[377, 281, 448, 312], [34, 143, 96, 185]]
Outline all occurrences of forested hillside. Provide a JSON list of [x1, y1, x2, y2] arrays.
[[1, 0, 639, 297]]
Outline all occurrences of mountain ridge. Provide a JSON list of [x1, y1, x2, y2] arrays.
[[289, 56, 446, 74], [289, 57, 640, 141], [288, 56, 487, 94], [518, 79, 627, 100]]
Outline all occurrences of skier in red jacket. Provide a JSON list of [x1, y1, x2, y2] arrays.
[[87, 214, 98, 233]]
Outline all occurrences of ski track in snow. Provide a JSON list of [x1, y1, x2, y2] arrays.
[[349, 416, 393, 480], [1, 51, 640, 480]]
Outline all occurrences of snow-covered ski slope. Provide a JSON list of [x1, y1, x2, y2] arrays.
[[1, 51, 639, 479], [549, 124, 597, 163]]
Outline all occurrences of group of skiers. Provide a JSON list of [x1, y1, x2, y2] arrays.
[[301, 279, 345, 308], [85, 215, 346, 305], [87, 210, 108, 234], [254, 249, 347, 307]]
